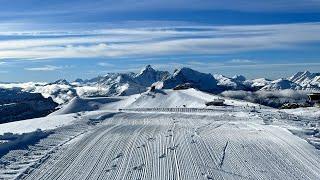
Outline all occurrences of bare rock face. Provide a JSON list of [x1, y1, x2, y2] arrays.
[[0, 88, 58, 124], [173, 83, 194, 90]]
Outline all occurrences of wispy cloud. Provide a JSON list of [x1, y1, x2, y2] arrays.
[[24, 65, 63, 71], [97, 62, 115, 67], [229, 59, 255, 64], [0, 23, 320, 60]]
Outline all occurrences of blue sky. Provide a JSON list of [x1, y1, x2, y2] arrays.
[[0, 0, 320, 82]]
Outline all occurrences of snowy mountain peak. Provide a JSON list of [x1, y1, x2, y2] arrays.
[[137, 64, 155, 75], [249, 78, 272, 88], [289, 70, 313, 82], [173, 67, 202, 77], [49, 79, 70, 85], [232, 75, 246, 82], [134, 65, 169, 87], [288, 70, 320, 90], [303, 70, 311, 74], [74, 78, 84, 83], [261, 78, 301, 90], [162, 67, 220, 92]]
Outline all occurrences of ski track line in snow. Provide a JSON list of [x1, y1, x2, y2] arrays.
[[5, 112, 320, 180]]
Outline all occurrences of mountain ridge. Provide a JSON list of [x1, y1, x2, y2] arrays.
[[1, 65, 319, 105]]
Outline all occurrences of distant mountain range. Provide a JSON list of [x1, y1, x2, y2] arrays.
[[0, 88, 58, 124], [0, 65, 319, 104]]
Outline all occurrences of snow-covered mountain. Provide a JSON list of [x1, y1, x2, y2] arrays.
[[134, 65, 170, 87], [257, 71, 320, 91], [48, 79, 71, 86], [260, 78, 301, 91], [159, 67, 221, 92], [214, 74, 251, 90], [0, 65, 169, 104], [1, 67, 320, 106], [246, 78, 272, 90], [288, 71, 320, 90], [79, 65, 169, 97], [157, 68, 265, 92]]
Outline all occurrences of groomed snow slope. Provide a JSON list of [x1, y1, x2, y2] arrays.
[[1, 88, 320, 179], [21, 112, 320, 180]]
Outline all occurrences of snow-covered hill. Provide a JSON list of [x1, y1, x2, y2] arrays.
[[53, 88, 259, 114]]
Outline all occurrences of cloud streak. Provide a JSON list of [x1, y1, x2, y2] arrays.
[[24, 65, 63, 71], [0, 23, 320, 60], [229, 59, 255, 64]]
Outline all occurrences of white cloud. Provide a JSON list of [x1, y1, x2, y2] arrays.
[[0, 23, 320, 60], [24, 65, 63, 71], [97, 62, 115, 67], [229, 59, 255, 64]]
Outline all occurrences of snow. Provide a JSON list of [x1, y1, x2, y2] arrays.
[[248, 78, 272, 88], [0, 82, 75, 104], [55, 89, 258, 112], [261, 78, 301, 90], [75, 86, 109, 97], [0, 130, 51, 158], [0, 68, 319, 108], [0, 114, 78, 135], [0, 88, 320, 179], [0, 65, 168, 105], [134, 64, 170, 87], [289, 71, 320, 90], [51, 97, 123, 115], [11, 110, 320, 180], [1, 68, 320, 179], [281, 107, 320, 119], [162, 67, 220, 92], [214, 74, 238, 88]]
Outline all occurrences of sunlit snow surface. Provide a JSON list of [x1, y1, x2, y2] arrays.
[[0, 89, 319, 179]]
